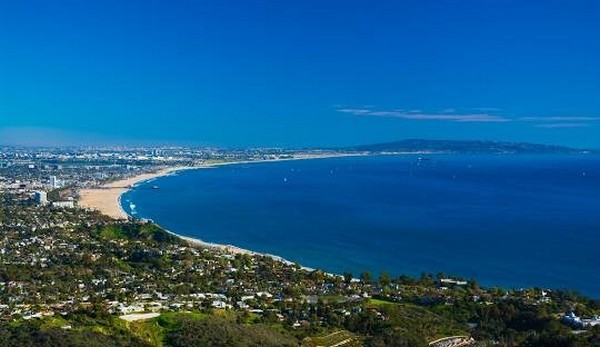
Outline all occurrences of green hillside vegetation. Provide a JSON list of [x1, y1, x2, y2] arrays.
[[1, 194, 600, 346], [366, 299, 467, 339], [0, 311, 301, 347], [3, 308, 600, 347], [97, 223, 182, 245], [99, 225, 127, 240], [165, 315, 298, 347], [0, 311, 151, 347], [302, 330, 362, 347]]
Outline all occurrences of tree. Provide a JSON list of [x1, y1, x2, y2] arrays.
[[379, 272, 391, 287], [0, 193, 4, 223], [360, 271, 373, 284], [468, 278, 480, 291], [343, 271, 353, 285], [396, 274, 413, 285]]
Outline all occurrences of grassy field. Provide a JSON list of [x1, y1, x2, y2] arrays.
[[367, 298, 400, 306], [129, 311, 211, 347]]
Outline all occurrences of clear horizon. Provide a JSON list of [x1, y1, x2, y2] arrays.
[[1, 1, 599, 148], [0, 138, 597, 151]]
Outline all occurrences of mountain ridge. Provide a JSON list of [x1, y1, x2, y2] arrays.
[[344, 139, 594, 154]]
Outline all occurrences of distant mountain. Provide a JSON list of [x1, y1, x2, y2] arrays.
[[346, 139, 591, 154]]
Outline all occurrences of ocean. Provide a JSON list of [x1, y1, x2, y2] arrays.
[[121, 154, 600, 298]]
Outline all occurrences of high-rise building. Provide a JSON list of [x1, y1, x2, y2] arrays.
[[34, 191, 48, 206], [49, 176, 60, 189]]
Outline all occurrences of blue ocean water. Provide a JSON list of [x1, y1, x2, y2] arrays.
[[122, 155, 600, 297]]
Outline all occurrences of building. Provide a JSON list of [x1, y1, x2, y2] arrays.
[[34, 191, 48, 206], [49, 176, 60, 189], [93, 172, 107, 180], [440, 278, 468, 286], [52, 201, 75, 208], [563, 312, 600, 328]]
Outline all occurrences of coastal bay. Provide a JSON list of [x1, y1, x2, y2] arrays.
[[78, 153, 366, 258], [122, 154, 600, 297], [78, 153, 367, 220]]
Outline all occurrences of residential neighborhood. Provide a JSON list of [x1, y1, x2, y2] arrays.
[[0, 146, 599, 346]]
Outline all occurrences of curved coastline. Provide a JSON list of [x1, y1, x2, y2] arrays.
[[145, 220, 316, 272], [80, 154, 369, 272], [77, 153, 600, 297], [79, 166, 191, 220], [79, 153, 367, 220]]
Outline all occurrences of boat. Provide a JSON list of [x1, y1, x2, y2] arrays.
[[152, 185, 160, 189]]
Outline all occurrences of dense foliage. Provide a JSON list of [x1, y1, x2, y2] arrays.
[[0, 194, 599, 346], [166, 316, 298, 347], [0, 313, 151, 347]]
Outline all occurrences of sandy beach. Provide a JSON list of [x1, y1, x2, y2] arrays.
[[78, 167, 188, 219], [78, 153, 364, 220], [80, 166, 277, 257]]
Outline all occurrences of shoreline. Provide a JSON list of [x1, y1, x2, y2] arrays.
[[76, 153, 600, 296], [159, 225, 316, 272], [79, 166, 189, 220], [79, 153, 368, 220], [78, 153, 367, 271]]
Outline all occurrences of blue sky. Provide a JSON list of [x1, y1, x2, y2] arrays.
[[1, 0, 599, 148]]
